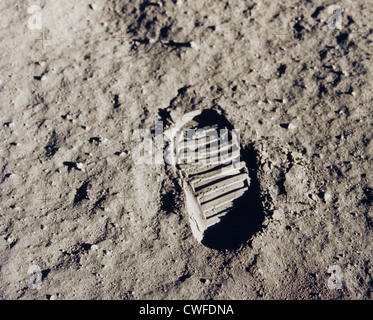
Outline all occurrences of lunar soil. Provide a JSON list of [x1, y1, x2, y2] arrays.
[[0, 0, 372, 300]]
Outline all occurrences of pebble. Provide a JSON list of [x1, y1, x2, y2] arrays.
[[190, 41, 199, 50], [273, 209, 284, 220], [324, 193, 332, 202], [76, 162, 85, 171]]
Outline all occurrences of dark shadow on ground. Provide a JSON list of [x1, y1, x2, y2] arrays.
[[192, 109, 234, 130], [201, 144, 265, 251]]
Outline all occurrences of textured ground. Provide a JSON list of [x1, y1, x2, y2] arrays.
[[0, 0, 372, 300]]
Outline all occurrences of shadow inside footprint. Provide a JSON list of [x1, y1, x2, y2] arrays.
[[201, 145, 265, 250]]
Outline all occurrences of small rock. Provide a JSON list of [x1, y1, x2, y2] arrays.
[[190, 41, 199, 50], [273, 209, 284, 220], [76, 162, 85, 171], [324, 193, 332, 202], [4, 122, 13, 127]]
